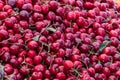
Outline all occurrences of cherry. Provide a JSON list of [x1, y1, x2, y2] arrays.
[[50, 64, 59, 74], [33, 13, 44, 21], [4, 64, 14, 75], [114, 54, 120, 61], [0, 12, 8, 20], [67, 11, 76, 21], [116, 70, 120, 77], [22, 3, 33, 11], [10, 58, 19, 67], [76, 0, 83, 7], [94, 73, 103, 80], [52, 30, 61, 40], [103, 67, 110, 76], [41, 4, 49, 14], [56, 72, 66, 80], [47, 11, 56, 21], [0, 29, 8, 39], [110, 30, 118, 37], [110, 37, 119, 47], [20, 10, 29, 20], [27, 50, 36, 58], [5, 18, 14, 28], [34, 4, 41, 13], [66, 33, 74, 41], [103, 47, 111, 55], [17, 57, 24, 64], [32, 72, 43, 79], [88, 10, 96, 18], [71, 55, 80, 61], [34, 64, 45, 72], [44, 78, 50, 80], [97, 27, 106, 36], [84, 2, 94, 9], [33, 55, 42, 65], [49, 1, 59, 11], [88, 67, 95, 76], [92, 41, 100, 51], [99, 54, 109, 62], [8, 0, 16, 7], [3, 5, 12, 11], [94, 63, 103, 72], [57, 48, 65, 57], [45, 56, 52, 65], [27, 40, 38, 49], [108, 75, 117, 80], [18, 50, 27, 57], [40, 51, 47, 59], [109, 63, 119, 72], [1, 52, 10, 62], [63, 60, 73, 69], [19, 65, 29, 75], [19, 20, 28, 29], [35, 21, 45, 31], [10, 44, 20, 55], [25, 57, 33, 66], [80, 44, 90, 53], [76, 17, 85, 27], [54, 57, 63, 65], [44, 69, 51, 78], [56, 7, 65, 17], [0, 3, 3, 11]]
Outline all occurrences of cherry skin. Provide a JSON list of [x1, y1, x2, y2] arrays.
[[32, 72, 43, 79], [63, 60, 73, 70], [33, 55, 42, 65], [94, 63, 103, 72], [19, 65, 29, 75], [56, 72, 66, 80], [27, 50, 36, 58], [44, 69, 51, 78], [20, 10, 29, 20], [27, 40, 38, 49], [67, 11, 76, 21], [4, 64, 14, 75], [34, 64, 45, 72]]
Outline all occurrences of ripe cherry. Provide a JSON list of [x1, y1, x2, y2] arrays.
[[63, 60, 73, 69]]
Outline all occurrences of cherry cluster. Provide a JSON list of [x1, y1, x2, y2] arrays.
[[0, 0, 120, 80]]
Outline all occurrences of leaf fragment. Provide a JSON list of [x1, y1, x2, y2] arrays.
[[99, 41, 110, 52], [32, 35, 40, 41], [46, 27, 56, 32]]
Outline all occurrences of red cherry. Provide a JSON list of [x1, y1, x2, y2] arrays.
[[44, 69, 51, 78], [67, 11, 76, 21], [34, 64, 45, 72], [27, 50, 36, 58], [27, 40, 38, 49], [63, 60, 73, 69], [4, 64, 14, 75], [32, 72, 43, 79], [56, 72, 66, 80], [33, 55, 42, 65]]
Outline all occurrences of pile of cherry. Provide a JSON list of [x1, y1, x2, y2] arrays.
[[1, 0, 120, 80]]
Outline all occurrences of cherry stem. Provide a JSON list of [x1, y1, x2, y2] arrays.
[[41, 42, 51, 54], [49, 56, 54, 69], [73, 68, 81, 78], [38, 45, 43, 55], [70, 20, 72, 28], [0, 51, 5, 56], [80, 60, 88, 69]]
